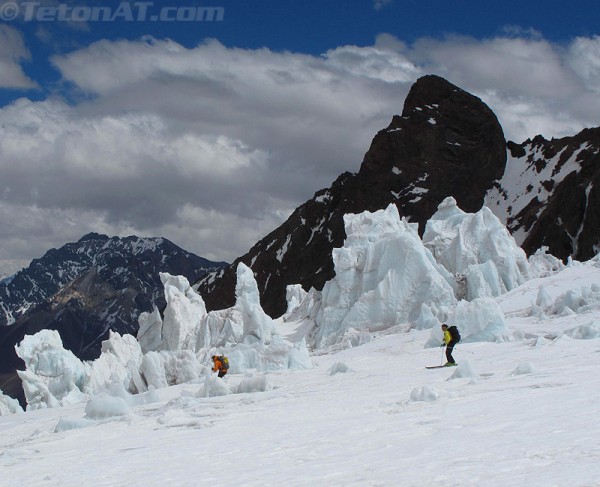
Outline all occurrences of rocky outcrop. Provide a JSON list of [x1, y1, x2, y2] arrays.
[[197, 75, 507, 317]]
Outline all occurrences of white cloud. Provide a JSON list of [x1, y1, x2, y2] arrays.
[[0, 25, 37, 89], [2, 32, 600, 263], [567, 36, 600, 93], [403, 34, 600, 140], [373, 0, 393, 11]]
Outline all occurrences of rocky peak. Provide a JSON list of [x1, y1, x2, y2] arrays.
[[197, 75, 507, 317], [360, 75, 506, 221], [78, 232, 109, 243]]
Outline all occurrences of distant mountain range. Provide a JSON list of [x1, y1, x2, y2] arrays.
[[197, 75, 600, 318], [0, 233, 226, 403]]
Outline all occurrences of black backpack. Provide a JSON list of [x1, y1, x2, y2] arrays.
[[448, 326, 461, 342]]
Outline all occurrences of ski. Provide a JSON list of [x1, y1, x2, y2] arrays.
[[425, 364, 458, 369]]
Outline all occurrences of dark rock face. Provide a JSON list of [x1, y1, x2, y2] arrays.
[[197, 75, 507, 317], [0, 233, 227, 403], [359, 74, 507, 228], [487, 128, 600, 261]]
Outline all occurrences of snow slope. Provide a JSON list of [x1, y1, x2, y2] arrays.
[[1, 258, 600, 486]]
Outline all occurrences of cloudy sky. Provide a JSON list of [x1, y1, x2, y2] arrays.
[[0, 0, 599, 273]]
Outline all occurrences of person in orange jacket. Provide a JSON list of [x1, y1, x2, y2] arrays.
[[211, 355, 228, 378]]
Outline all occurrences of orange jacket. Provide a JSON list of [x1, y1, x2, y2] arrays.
[[212, 357, 226, 373]]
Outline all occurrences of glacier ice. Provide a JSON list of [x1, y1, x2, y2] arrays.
[[311, 204, 457, 348], [13, 261, 311, 411], [423, 197, 530, 298]]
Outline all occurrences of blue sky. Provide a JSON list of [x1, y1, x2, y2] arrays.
[[0, 0, 599, 270]]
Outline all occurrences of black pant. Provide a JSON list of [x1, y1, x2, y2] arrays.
[[446, 340, 459, 363]]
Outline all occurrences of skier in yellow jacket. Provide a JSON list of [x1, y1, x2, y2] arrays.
[[441, 324, 461, 366]]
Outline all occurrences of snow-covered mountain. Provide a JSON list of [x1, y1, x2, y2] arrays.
[[0, 233, 221, 328], [486, 128, 600, 261], [1, 200, 600, 486], [0, 233, 227, 403]]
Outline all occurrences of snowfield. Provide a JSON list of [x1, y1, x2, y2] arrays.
[[2, 301, 600, 486], [1, 201, 600, 486]]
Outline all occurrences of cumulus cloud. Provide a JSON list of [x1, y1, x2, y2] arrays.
[[1, 32, 600, 266], [2, 37, 413, 262], [392, 33, 600, 140], [0, 25, 37, 89]]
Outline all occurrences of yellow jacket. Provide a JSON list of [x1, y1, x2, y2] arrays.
[[443, 330, 452, 345]]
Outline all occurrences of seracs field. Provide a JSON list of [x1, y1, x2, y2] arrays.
[[1, 199, 600, 486]]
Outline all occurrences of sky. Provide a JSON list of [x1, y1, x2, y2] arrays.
[[1, 0, 600, 270]]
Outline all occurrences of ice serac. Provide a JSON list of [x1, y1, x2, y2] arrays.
[[193, 263, 311, 372], [0, 389, 22, 415], [14, 330, 147, 411], [15, 330, 88, 410], [138, 272, 209, 353], [425, 298, 509, 347], [13, 261, 312, 410], [234, 263, 277, 344], [294, 198, 535, 349], [423, 197, 530, 300], [310, 204, 457, 349], [197, 74, 507, 318]]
